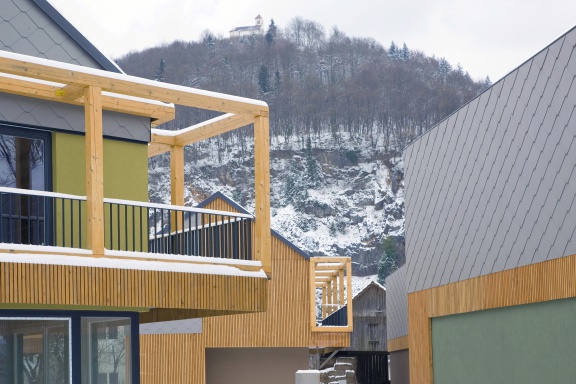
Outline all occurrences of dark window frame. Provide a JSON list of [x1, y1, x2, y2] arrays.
[[0, 309, 140, 384]]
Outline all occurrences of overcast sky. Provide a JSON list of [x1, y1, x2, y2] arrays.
[[50, 0, 576, 82]]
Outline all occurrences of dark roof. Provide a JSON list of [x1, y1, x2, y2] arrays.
[[196, 191, 310, 260], [33, 0, 122, 73], [230, 25, 262, 33]]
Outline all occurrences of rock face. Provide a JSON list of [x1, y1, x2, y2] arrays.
[[148, 132, 405, 274]]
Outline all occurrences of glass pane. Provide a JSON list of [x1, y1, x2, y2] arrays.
[[0, 134, 45, 190], [0, 318, 70, 384], [81, 317, 131, 384]]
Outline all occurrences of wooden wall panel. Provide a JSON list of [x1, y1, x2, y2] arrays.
[[0, 261, 267, 319], [409, 253, 576, 384], [388, 336, 408, 352]]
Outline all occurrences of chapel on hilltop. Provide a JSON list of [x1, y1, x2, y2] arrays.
[[230, 15, 264, 39]]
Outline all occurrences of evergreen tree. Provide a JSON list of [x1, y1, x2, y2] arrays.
[[265, 19, 278, 45], [258, 65, 270, 94], [377, 236, 398, 284], [483, 76, 492, 89], [305, 136, 321, 188], [388, 41, 398, 58], [154, 59, 166, 82], [401, 43, 410, 60]]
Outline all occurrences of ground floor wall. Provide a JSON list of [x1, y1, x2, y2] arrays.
[[389, 349, 409, 384], [408, 253, 576, 384], [205, 347, 309, 384], [431, 297, 576, 384]]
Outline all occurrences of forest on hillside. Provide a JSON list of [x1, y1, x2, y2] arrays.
[[117, 17, 489, 152]]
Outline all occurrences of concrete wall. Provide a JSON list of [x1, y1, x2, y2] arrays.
[[389, 349, 409, 384], [404, 26, 576, 293], [431, 297, 576, 384], [205, 347, 309, 384]]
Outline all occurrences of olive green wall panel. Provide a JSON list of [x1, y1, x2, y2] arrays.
[[432, 297, 576, 384]]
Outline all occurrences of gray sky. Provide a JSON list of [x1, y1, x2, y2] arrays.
[[50, 0, 576, 82]]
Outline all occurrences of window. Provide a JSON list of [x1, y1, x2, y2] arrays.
[[0, 311, 139, 384]]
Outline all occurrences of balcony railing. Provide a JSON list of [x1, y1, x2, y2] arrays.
[[0, 187, 253, 260]]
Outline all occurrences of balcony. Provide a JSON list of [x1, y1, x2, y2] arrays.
[[0, 186, 253, 260], [309, 256, 353, 347]]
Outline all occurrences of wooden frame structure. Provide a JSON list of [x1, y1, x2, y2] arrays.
[[309, 257, 353, 333], [0, 50, 271, 276]]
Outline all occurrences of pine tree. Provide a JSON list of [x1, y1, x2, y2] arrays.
[[377, 236, 398, 284], [401, 43, 410, 60], [258, 65, 270, 94], [265, 19, 278, 45], [305, 136, 321, 188], [154, 59, 166, 82]]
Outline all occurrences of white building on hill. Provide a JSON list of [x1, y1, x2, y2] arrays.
[[230, 15, 264, 39]]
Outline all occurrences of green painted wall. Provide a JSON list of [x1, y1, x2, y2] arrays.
[[51, 132, 149, 250], [52, 132, 148, 201], [432, 297, 576, 384]]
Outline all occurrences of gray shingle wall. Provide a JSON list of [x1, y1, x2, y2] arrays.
[[405, 26, 576, 293], [0, 93, 151, 142], [0, 0, 151, 142], [1, 0, 101, 68], [386, 265, 408, 340]]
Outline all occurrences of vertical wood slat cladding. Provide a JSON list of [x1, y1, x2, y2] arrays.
[[409, 253, 576, 384], [0, 261, 266, 316], [140, 197, 351, 384]]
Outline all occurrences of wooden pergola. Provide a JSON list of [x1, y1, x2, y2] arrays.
[[0, 50, 271, 275]]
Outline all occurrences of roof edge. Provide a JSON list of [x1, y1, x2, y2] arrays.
[[32, 0, 123, 73]]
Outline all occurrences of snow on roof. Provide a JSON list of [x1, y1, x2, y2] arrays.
[[0, 50, 268, 109], [230, 25, 262, 33], [352, 280, 386, 300], [0, 249, 266, 278], [152, 113, 235, 137]]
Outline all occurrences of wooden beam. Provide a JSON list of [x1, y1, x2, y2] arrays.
[[0, 52, 267, 115], [84, 86, 105, 256], [322, 286, 327, 319], [0, 75, 175, 124], [173, 113, 254, 147], [60, 84, 85, 101], [152, 132, 175, 146], [315, 263, 345, 270], [148, 142, 171, 158], [253, 114, 271, 276], [332, 276, 338, 313]]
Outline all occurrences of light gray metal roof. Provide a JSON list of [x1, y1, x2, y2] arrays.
[[385, 265, 408, 340], [404, 25, 576, 293]]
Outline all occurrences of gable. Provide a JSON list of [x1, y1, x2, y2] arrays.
[[1, 0, 120, 71]]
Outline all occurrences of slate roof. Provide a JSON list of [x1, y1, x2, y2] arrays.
[[385, 266, 408, 340], [197, 191, 310, 260], [404, 25, 576, 293]]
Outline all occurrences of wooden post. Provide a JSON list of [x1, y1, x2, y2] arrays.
[[332, 276, 338, 312], [85, 85, 105, 256], [253, 113, 271, 276], [170, 145, 184, 230], [339, 269, 345, 309], [321, 286, 327, 319], [346, 258, 353, 330], [326, 281, 332, 316]]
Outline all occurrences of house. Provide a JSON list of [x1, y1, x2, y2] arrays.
[[139, 192, 353, 384], [399, 25, 576, 383], [385, 266, 409, 384], [229, 15, 264, 39], [0, 0, 272, 382], [321, 280, 388, 384]]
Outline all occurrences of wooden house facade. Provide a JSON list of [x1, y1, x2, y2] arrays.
[[140, 193, 353, 384], [0, 1, 273, 382]]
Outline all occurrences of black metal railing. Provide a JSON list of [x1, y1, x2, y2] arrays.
[[0, 188, 253, 260], [321, 305, 348, 326], [105, 198, 253, 260], [0, 187, 86, 248]]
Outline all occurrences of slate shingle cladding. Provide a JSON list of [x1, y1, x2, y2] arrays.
[[404, 26, 576, 293], [385, 265, 408, 340]]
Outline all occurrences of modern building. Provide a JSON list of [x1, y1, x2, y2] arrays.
[[402, 25, 576, 383], [140, 192, 353, 384], [385, 266, 409, 384], [229, 15, 265, 39], [0, 0, 272, 382]]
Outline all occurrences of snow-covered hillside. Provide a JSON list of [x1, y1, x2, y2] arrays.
[[148, 131, 405, 276]]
